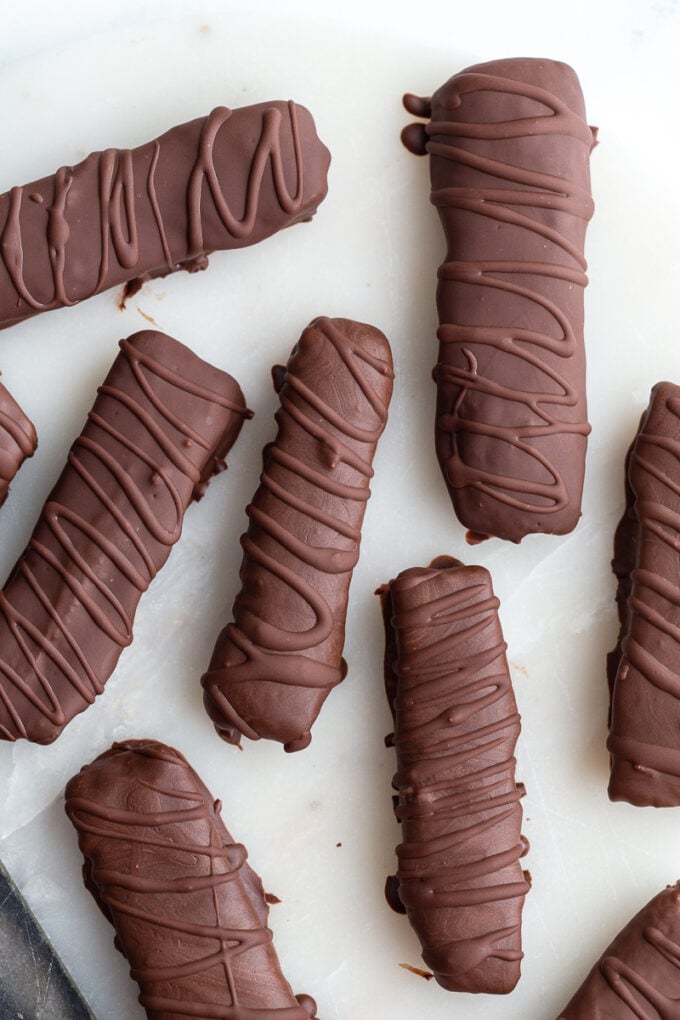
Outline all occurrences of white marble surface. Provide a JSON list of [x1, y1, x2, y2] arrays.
[[1, 2, 680, 1018]]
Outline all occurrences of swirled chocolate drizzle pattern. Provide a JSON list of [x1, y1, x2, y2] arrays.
[[379, 557, 529, 994], [0, 330, 249, 744], [402, 57, 595, 543], [0, 101, 330, 330], [203, 316, 393, 752], [0, 379, 37, 505], [65, 740, 318, 1020], [608, 383, 680, 807], [558, 883, 680, 1018]]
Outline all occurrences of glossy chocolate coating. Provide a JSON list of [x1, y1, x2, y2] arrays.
[[403, 57, 595, 542], [65, 740, 318, 1020], [0, 102, 330, 330], [203, 316, 394, 751], [608, 382, 680, 806], [557, 883, 680, 1018], [0, 330, 249, 743], [379, 556, 529, 994], [0, 380, 37, 505]]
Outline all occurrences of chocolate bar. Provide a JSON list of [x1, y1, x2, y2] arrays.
[[0, 329, 249, 743], [557, 883, 680, 1017], [0, 101, 330, 330], [65, 740, 318, 1019], [379, 556, 529, 994], [402, 58, 595, 542], [608, 382, 680, 806], [0, 381, 36, 505], [202, 316, 394, 751]]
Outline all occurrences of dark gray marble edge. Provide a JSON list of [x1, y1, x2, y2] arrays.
[[0, 860, 96, 1019]]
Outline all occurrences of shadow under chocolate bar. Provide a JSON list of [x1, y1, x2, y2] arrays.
[[402, 57, 595, 543], [0, 380, 37, 506], [608, 381, 680, 806], [0, 101, 330, 330], [378, 556, 529, 994], [557, 882, 680, 1017], [65, 739, 318, 1019], [203, 316, 394, 752], [0, 329, 249, 743]]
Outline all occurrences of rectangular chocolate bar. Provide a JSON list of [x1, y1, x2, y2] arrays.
[[0, 330, 249, 743], [379, 556, 529, 994], [0, 102, 330, 330], [557, 883, 680, 1017], [608, 381, 680, 806], [402, 58, 595, 542], [65, 740, 317, 1019], [0, 380, 37, 505], [202, 316, 393, 752]]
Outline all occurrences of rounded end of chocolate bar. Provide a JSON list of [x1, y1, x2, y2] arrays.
[[283, 730, 312, 753], [401, 122, 428, 156]]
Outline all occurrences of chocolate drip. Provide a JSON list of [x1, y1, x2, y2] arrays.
[[0, 101, 330, 330], [379, 558, 529, 994], [0, 380, 37, 506], [403, 57, 595, 542], [558, 883, 680, 1018], [608, 382, 680, 806], [203, 316, 393, 751], [0, 330, 249, 744], [65, 740, 318, 1019]]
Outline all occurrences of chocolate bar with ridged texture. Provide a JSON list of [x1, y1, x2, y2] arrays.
[[0, 380, 36, 505], [202, 316, 393, 752], [0, 101, 330, 330], [0, 329, 249, 743], [65, 739, 318, 1020], [378, 556, 529, 994], [402, 57, 595, 543], [608, 382, 680, 806], [557, 883, 680, 1018]]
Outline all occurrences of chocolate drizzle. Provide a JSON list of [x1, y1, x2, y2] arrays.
[[0, 101, 330, 330], [558, 883, 680, 1018], [0, 380, 37, 506], [65, 740, 318, 1019], [608, 383, 680, 807], [403, 58, 595, 542], [0, 330, 249, 744], [379, 557, 529, 994], [203, 316, 393, 752]]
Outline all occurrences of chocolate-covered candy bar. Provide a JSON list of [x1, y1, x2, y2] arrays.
[[557, 883, 680, 1018], [379, 556, 529, 994], [0, 330, 249, 743], [608, 382, 680, 806], [203, 316, 394, 751], [65, 740, 318, 1019], [402, 58, 595, 543], [0, 380, 37, 505], [0, 101, 330, 330]]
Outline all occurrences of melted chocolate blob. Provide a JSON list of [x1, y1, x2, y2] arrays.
[[379, 558, 529, 994], [403, 57, 596, 542], [0, 102, 330, 330], [65, 740, 318, 1019], [203, 316, 393, 751], [608, 382, 680, 807], [0, 330, 249, 743]]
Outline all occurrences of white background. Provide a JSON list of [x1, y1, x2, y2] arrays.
[[0, 1, 679, 1018]]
